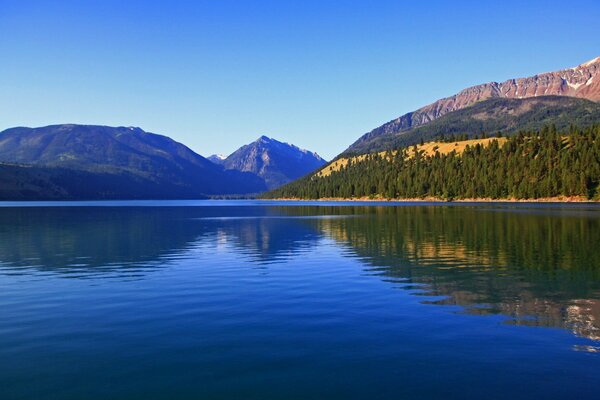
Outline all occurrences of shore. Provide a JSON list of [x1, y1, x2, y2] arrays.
[[266, 196, 599, 203]]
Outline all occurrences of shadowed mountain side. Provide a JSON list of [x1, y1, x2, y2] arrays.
[[0, 163, 217, 200], [0, 125, 267, 198]]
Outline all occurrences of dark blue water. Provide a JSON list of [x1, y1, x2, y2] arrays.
[[1, 201, 599, 399]]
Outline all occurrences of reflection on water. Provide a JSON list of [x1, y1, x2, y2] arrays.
[[307, 205, 600, 343], [0, 207, 207, 278], [1, 202, 600, 399], [1, 204, 600, 343]]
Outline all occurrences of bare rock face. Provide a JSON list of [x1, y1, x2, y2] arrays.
[[424, 56, 600, 118], [349, 56, 600, 151]]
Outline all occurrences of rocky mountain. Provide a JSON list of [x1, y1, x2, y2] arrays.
[[347, 56, 600, 154], [355, 96, 600, 152], [0, 124, 266, 199], [216, 136, 326, 189], [207, 154, 226, 164]]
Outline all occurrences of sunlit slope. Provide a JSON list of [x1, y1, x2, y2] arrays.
[[317, 137, 507, 178]]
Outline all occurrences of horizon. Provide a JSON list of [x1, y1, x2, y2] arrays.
[[1, 0, 599, 159]]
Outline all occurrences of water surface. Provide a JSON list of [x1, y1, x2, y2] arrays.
[[1, 201, 599, 399]]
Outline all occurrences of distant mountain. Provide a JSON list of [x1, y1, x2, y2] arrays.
[[217, 136, 327, 190], [0, 124, 266, 199], [347, 56, 600, 154], [207, 154, 226, 164]]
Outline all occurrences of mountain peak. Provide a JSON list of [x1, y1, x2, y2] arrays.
[[221, 136, 326, 189], [257, 135, 273, 143], [580, 56, 600, 68], [207, 154, 227, 164], [346, 55, 600, 154]]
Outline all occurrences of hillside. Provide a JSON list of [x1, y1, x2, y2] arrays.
[[0, 162, 216, 200], [0, 124, 266, 199], [264, 125, 600, 201], [318, 137, 507, 178], [217, 136, 326, 189], [346, 56, 600, 154], [346, 96, 600, 154]]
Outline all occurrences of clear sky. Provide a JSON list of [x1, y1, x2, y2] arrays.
[[1, 0, 599, 159]]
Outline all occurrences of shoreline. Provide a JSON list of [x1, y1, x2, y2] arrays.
[[265, 196, 599, 203]]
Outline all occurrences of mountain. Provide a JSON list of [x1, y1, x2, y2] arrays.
[[347, 56, 600, 154], [0, 162, 203, 200], [218, 136, 327, 189], [353, 96, 600, 152], [264, 125, 600, 201], [0, 124, 266, 199], [207, 154, 226, 164]]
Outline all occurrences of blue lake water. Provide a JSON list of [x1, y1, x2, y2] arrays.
[[1, 201, 599, 399]]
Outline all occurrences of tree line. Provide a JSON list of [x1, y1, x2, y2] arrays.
[[264, 125, 600, 200]]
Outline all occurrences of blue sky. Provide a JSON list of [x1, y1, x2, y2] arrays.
[[1, 0, 599, 159]]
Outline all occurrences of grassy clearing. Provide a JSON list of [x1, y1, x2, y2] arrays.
[[317, 137, 507, 177]]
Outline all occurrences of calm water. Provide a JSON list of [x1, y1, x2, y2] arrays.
[[1, 201, 599, 399]]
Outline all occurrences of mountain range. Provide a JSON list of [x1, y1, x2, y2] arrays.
[[0, 125, 322, 200], [346, 56, 600, 154], [2, 56, 600, 200], [267, 55, 600, 201], [208, 136, 326, 189]]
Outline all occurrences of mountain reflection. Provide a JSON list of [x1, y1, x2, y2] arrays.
[[0, 206, 324, 275], [0, 207, 209, 277], [0, 204, 599, 343], [198, 215, 321, 264], [300, 205, 600, 343]]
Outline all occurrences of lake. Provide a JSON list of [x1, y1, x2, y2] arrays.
[[1, 201, 599, 399]]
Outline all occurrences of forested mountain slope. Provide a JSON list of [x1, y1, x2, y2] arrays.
[[0, 124, 266, 199], [264, 125, 600, 201]]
